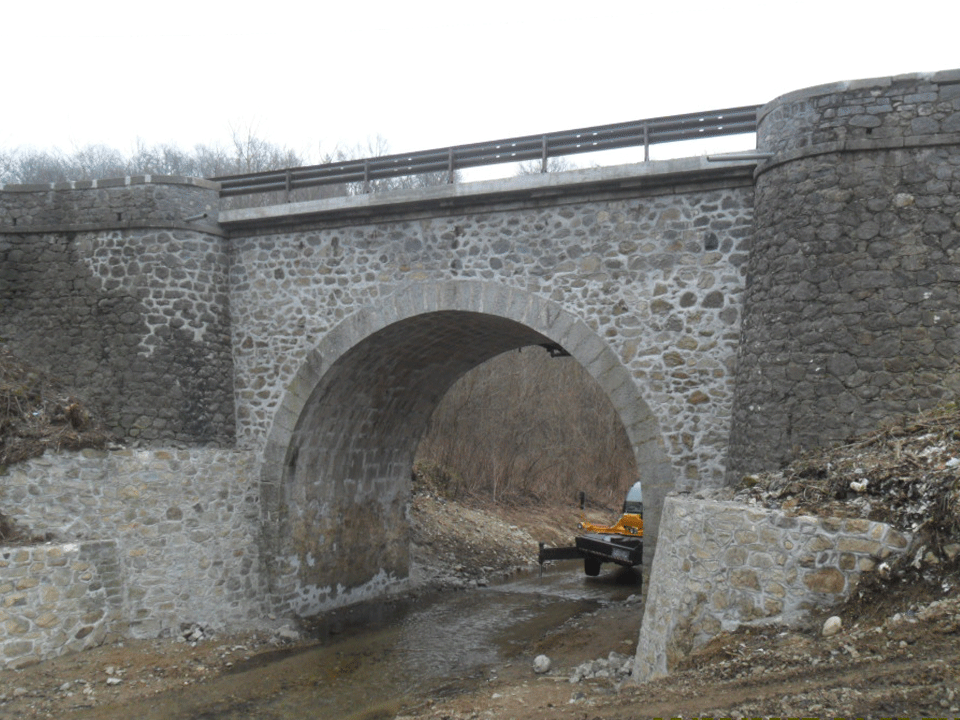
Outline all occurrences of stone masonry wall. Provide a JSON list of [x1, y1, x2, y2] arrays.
[[728, 70, 960, 479], [228, 173, 754, 489], [0, 541, 123, 669], [633, 494, 912, 681], [0, 176, 219, 230], [0, 178, 234, 445], [0, 447, 262, 654]]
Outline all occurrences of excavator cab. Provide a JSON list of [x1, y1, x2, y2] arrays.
[[622, 481, 643, 516]]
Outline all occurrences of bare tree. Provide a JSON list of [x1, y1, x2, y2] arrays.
[[415, 348, 636, 508], [516, 156, 578, 176], [336, 135, 462, 196], [0, 149, 17, 184]]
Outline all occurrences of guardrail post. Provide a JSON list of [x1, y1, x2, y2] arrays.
[[541, 135, 548, 173], [284, 169, 291, 203], [363, 160, 371, 194], [644, 124, 650, 161], [447, 148, 455, 184]]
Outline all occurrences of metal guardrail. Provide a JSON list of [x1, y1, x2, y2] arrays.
[[213, 105, 760, 197]]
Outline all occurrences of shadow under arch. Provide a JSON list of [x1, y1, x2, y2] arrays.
[[258, 280, 674, 617]]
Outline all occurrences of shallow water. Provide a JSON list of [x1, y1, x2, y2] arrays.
[[127, 563, 641, 720]]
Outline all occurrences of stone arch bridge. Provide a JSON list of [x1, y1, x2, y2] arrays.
[[1, 69, 959, 625], [218, 157, 756, 613]]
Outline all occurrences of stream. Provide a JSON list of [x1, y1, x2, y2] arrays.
[[119, 563, 642, 720]]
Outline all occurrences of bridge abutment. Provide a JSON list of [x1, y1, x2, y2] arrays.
[[728, 69, 960, 479], [0, 177, 233, 445]]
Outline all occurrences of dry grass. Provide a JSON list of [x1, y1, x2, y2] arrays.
[[0, 348, 117, 468], [0, 348, 120, 544]]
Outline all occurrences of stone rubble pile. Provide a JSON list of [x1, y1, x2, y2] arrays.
[[178, 623, 211, 645], [568, 650, 633, 685]]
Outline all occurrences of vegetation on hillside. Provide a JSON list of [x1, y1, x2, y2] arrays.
[[415, 348, 637, 509], [735, 402, 960, 621], [0, 349, 117, 468], [0, 131, 461, 208], [0, 349, 118, 544]]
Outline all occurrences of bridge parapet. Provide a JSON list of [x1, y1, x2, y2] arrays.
[[0, 175, 221, 234], [756, 68, 960, 162]]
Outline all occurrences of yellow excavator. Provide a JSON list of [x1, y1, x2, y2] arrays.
[[538, 480, 643, 576]]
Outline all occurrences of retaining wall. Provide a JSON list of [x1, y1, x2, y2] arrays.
[[633, 494, 912, 681], [0, 447, 262, 667], [0, 540, 123, 668]]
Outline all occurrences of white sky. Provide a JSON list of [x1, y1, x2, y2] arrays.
[[4, 0, 959, 174]]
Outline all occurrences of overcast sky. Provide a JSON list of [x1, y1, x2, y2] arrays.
[[5, 0, 959, 171]]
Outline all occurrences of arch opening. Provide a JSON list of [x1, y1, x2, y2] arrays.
[[258, 283, 674, 617]]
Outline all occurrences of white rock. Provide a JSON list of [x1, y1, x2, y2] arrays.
[[533, 654, 552, 674], [822, 615, 842, 637], [276, 625, 300, 642]]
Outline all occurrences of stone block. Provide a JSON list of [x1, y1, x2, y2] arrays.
[[884, 529, 909, 549], [764, 598, 783, 615], [808, 534, 835, 552], [5, 617, 30, 635], [711, 589, 730, 610], [734, 529, 759, 544], [765, 581, 786, 598], [81, 610, 105, 624], [803, 568, 845, 594], [724, 546, 747, 566], [837, 537, 882, 555], [843, 518, 871, 533], [729, 568, 760, 590], [35, 612, 60, 629], [3, 640, 33, 657], [819, 517, 843, 533], [759, 528, 781, 546], [2, 593, 27, 608]]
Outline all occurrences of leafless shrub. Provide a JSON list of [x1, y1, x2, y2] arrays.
[[415, 348, 636, 509]]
